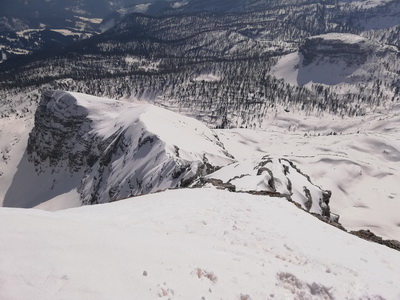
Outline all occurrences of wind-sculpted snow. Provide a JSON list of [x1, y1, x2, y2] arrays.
[[4, 90, 234, 207], [216, 112, 400, 241], [200, 157, 331, 217]]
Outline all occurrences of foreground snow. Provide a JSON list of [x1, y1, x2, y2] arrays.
[[1, 188, 399, 299]]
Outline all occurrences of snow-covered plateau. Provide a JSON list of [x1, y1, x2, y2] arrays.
[[273, 33, 399, 92], [217, 110, 400, 241]]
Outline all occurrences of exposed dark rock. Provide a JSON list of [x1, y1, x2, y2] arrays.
[[303, 186, 312, 211], [300, 33, 372, 66], [350, 229, 400, 252], [196, 178, 236, 192], [311, 212, 347, 232]]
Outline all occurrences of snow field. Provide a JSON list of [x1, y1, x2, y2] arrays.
[[217, 110, 400, 240], [1, 188, 399, 299]]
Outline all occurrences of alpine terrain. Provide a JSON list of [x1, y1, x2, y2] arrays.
[[1, 0, 400, 298]]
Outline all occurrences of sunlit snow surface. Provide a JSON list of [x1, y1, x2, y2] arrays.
[[1, 188, 399, 299], [1, 90, 400, 240], [217, 111, 400, 241]]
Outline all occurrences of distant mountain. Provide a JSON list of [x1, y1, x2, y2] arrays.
[[2, 0, 399, 128], [0, 0, 173, 63], [1, 0, 141, 24], [273, 32, 400, 103]]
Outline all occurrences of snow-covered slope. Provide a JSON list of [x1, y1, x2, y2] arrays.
[[3, 90, 234, 208], [217, 109, 400, 241], [1, 89, 399, 241], [3, 90, 336, 219], [1, 188, 399, 299]]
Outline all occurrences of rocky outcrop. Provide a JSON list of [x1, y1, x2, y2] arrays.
[[9, 91, 336, 216], [350, 229, 400, 252], [196, 156, 332, 217], [274, 32, 400, 87], [27, 90, 92, 172], [301, 33, 368, 66], [299, 33, 397, 66], [21, 90, 235, 206], [299, 33, 398, 65]]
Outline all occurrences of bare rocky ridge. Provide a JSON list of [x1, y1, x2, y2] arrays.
[[350, 229, 400, 252]]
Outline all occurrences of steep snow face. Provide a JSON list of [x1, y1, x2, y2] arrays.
[[201, 157, 331, 216], [3, 90, 234, 208], [1, 188, 399, 299], [272, 33, 399, 95]]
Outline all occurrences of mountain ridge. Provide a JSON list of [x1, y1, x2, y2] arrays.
[[1, 0, 400, 242], [4, 90, 235, 207]]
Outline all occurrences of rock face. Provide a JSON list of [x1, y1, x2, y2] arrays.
[[197, 156, 332, 217], [273, 32, 400, 87], [27, 91, 92, 172], [7, 90, 234, 207], [350, 229, 400, 252], [299, 33, 395, 66]]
